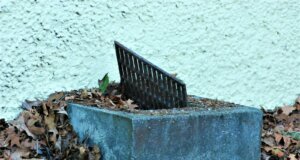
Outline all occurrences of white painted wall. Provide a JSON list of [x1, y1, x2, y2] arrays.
[[0, 0, 299, 119]]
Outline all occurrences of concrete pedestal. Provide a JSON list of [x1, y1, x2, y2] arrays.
[[67, 100, 262, 160]]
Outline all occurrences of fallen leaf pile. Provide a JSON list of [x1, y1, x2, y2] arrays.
[[66, 84, 139, 111], [1, 81, 300, 159], [261, 97, 300, 160], [0, 84, 138, 159], [0, 91, 102, 159]]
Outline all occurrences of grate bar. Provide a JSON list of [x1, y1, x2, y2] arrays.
[[115, 41, 187, 109]]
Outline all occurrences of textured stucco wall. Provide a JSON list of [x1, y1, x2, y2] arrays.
[[0, 0, 299, 119]]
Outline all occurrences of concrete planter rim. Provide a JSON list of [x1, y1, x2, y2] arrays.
[[67, 102, 261, 120]]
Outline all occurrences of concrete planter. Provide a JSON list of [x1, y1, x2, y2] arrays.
[[67, 98, 262, 160]]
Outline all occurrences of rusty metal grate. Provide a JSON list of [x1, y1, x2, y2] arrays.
[[114, 41, 187, 109]]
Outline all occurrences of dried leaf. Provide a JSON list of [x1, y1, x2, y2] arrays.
[[10, 113, 37, 139], [274, 133, 282, 144], [262, 136, 276, 147], [283, 136, 291, 149], [280, 106, 295, 116], [79, 146, 88, 160], [263, 146, 272, 152], [26, 118, 39, 127], [125, 99, 138, 111], [65, 95, 76, 101], [44, 113, 56, 130], [1, 88, 107, 159], [21, 138, 35, 150], [42, 102, 48, 116], [288, 154, 297, 160], [262, 99, 300, 159], [48, 92, 64, 104], [28, 126, 45, 136], [49, 129, 58, 144], [274, 125, 284, 133], [10, 134, 21, 148]]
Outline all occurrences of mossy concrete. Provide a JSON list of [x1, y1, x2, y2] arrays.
[[67, 101, 262, 160]]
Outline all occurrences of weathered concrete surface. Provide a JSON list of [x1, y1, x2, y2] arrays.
[[67, 102, 262, 160]]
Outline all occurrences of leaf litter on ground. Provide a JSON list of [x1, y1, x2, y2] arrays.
[[0, 82, 140, 159], [261, 97, 300, 160], [1, 81, 300, 159], [0, 93, 103, 159]]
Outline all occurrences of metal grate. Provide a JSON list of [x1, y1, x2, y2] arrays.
[[115, 41, 187, 109]]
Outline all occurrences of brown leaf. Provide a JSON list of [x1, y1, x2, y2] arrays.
[[125, 99, 138, 111], [9, 134, 21, 148], [263, 146, 273, 152], [42, 102, 48, 116], [79, 146, 88, 160], [27, 126, 45, 136], [284, 122, 294, 132], [283, 136, 291, 149], [274, 133, 283, 144], [274, 125, 285, 133], [276, 114, 290, 123], [45, 114, 56, 131], [48, 129, 59, 145], [46, 100, 53, 110], [80, 90, 89, 99], [26, 118, 39, 127], [48, 92, 64, 103], [280, 106, 295, 116], [28, 109, 41, 120], [288, 154, 297, 160], [103, 98, 116, 107], [262, 136, 276, 147], [21, 138, 35, 150], [65, 95, 76, 101], [60, 100, 67, 108], [10, 113, 37, 139]]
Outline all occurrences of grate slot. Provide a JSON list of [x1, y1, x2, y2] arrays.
[[114, 41, 187, 109]]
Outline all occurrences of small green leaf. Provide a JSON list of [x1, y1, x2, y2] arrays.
[[98, 73, 109, 93]]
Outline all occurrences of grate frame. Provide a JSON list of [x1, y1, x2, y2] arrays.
[[115, 41, 187, 109]]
